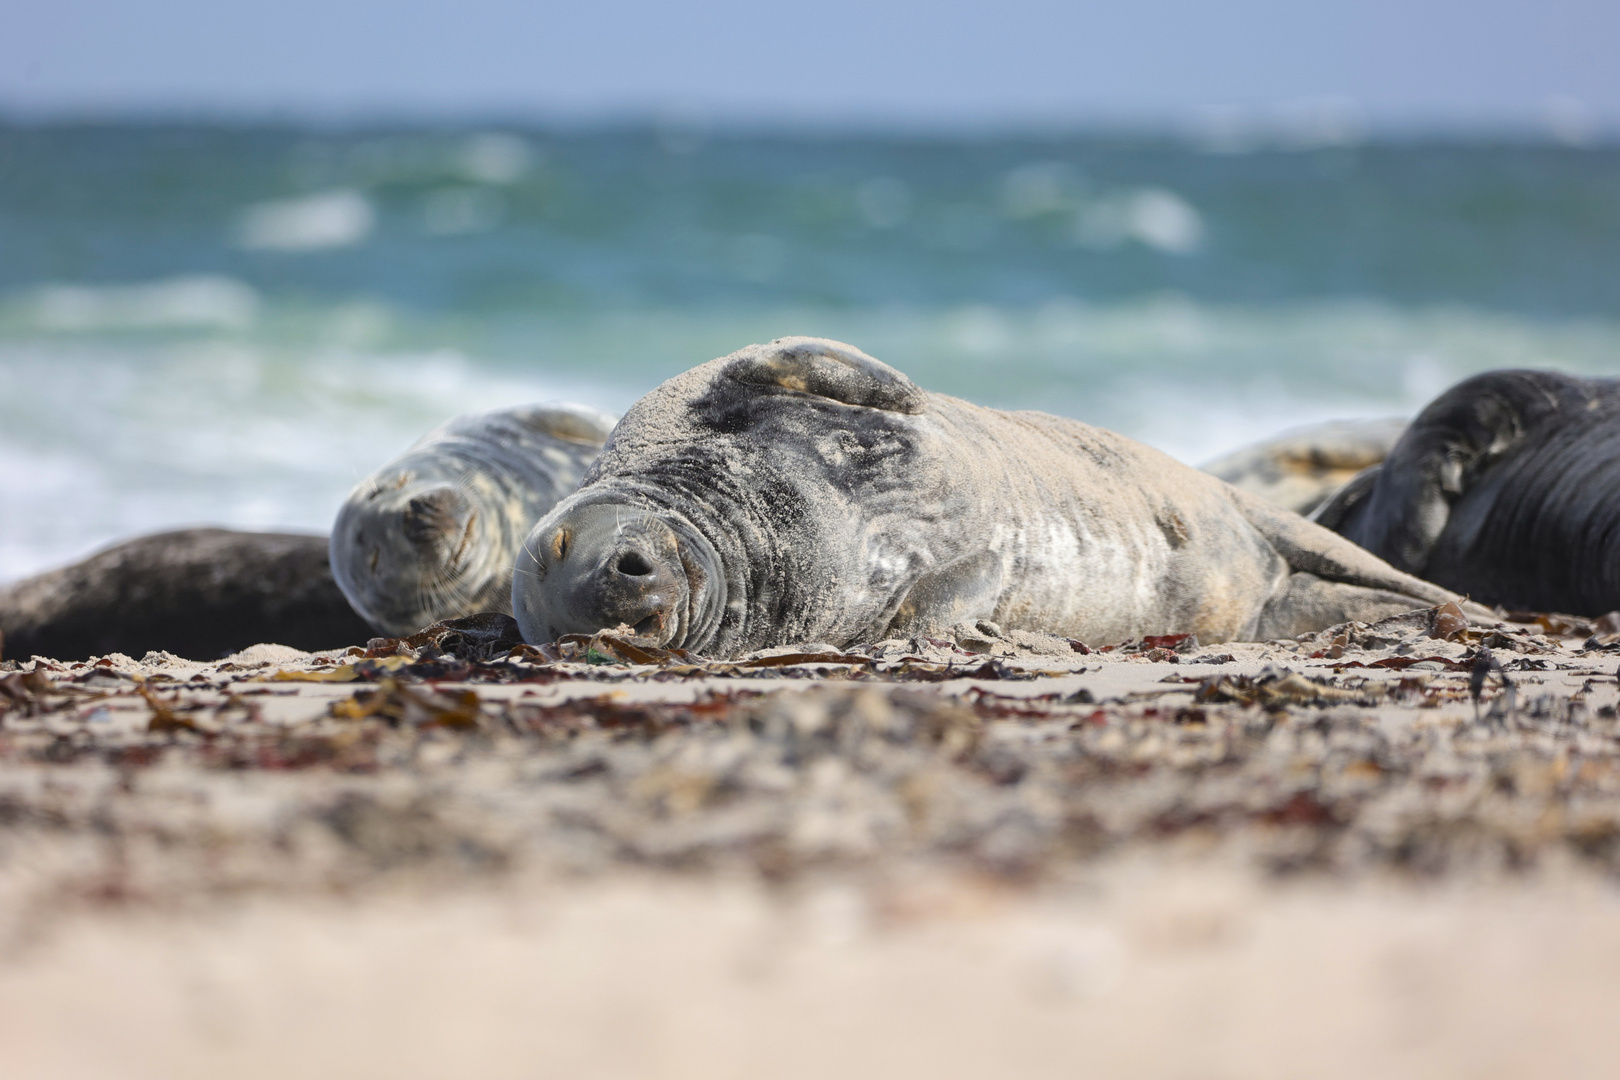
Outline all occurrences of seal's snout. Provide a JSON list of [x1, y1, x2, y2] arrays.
[[592, 539, 681, 636], [515, 503, 693, 647]]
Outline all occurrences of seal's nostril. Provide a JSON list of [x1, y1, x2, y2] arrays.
[[616, 551, 654, 577]]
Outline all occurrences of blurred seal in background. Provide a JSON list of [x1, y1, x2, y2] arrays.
[[1201, 418, 1408, 516], [1314, 369, 1620, 615], [331, 403, 615, 636], [0, 529, 372, 661]]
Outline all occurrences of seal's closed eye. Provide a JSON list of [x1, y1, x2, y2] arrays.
[[723, 336, 927, 414]]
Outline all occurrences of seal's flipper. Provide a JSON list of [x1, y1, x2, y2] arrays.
[[886, 550, 1004, 637], [1252, 573, 1446, 641], [1230, 486, 1494, 622], [1309, 463, 1382, 531], [722, 337, 928, 414]]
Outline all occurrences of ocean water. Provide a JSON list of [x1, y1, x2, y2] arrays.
[[1, 122, 1618, 581]]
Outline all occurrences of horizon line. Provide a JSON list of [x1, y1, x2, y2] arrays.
[[3, 101, 1616, 148]]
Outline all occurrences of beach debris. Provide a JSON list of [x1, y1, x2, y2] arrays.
[[141, 685, 220, 734], [0, 617, 1618, 920], [511, 625, 700, 666], [739, 650, 874, 668], [1469, 647, 1516, 724], [361, 613, 527, 662], [1581, 612, 1620, 650], [4, 602, 1620, 915], [1430, 601, 1469, 640], [0, 668, 54, 716], [330, 678, 483, 729], [952, 620, 1005, 654], [1194, 665, 1384, 708]]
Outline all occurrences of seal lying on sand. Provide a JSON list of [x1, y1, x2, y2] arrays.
[[512, 338, 1473, 655], [332, 404, 613, 636], [0, 529, 373, 661], [1313, 369, 1620, 615], [1201, 418, 1407, 516]]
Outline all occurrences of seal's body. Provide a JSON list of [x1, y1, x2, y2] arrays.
[[1314, 369, 1620, 615], [513, 339, 1467, 655], [0, 529, 373, 661], [1201, 418, 1407, 516], [333, 403, 613, 636]]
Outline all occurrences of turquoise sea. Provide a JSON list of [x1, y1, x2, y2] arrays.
[[1, 122, 1618, 580]]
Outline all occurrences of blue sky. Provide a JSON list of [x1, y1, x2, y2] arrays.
[[3, 0, 1617, 130]]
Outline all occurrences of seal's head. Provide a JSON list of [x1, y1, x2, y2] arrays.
[[514, 498, 724, 649], [330, 474, 506, 636], [331, 404, 613, 637]]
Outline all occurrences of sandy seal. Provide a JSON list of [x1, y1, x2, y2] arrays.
[[1313, 369, 1620, 614], [512, 338, 1472, 655], [1201, 418, 1407, 516], [0, 529, 373, 661], [332, 403, 614, 636]]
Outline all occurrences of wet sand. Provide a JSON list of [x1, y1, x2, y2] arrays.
[[3, 610, 1620, 1077]]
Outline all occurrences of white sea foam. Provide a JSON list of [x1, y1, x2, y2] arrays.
[[1188, 99, 1366, 154], [236, 190, 375, 252], [1074, 189, 1204, 254], [10, 276, 260, 332], [456, 133, 534, 184]]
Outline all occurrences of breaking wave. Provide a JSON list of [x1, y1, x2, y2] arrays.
[[3, 291, 1617, 582]]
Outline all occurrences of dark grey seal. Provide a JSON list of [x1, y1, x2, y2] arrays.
[[331, 403, 613, 636], [0, 529, 373, 662], [1201, 418, 1407, 516], [1313, 369, 1620, 615], [512, 338, 1474, 655]]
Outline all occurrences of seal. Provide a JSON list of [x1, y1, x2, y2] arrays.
[[1201, 418, 1407, 516], [1312, 369, 1620, 615], [331, 403, 614, 636], [0, 528, 374, 661], [512, 338, 1473, 655]]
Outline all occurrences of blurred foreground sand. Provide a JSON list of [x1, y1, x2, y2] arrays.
[[7, 862, 1620, 1080], [3, 610, 1620, 1078]]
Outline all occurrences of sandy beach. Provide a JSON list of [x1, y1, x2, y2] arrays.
[[4, 608, 1620, 1076]]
